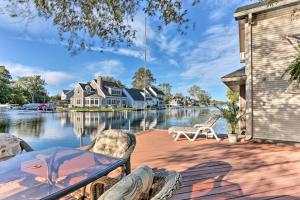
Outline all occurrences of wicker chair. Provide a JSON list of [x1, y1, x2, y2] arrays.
[[81, 129, 136, 199], [97, 165, 182, 200], [0, 133, 33, 162]]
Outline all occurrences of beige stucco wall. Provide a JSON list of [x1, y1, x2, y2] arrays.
[[71, 85, 84, 107], [245, 6, 300, 142]]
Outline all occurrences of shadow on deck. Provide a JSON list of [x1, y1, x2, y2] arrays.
[[132, 129, 300, 199]]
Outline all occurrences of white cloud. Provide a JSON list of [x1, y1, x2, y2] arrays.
[[157, 33, 183, 56], [209, 8, 226, 21], [180, 21, 242, 89], [0, 1, 56, 37], [86, 60, 124, 77], [168, 59, 179, 66], [3, 62, 73, 85], [129, 14, 155, 48]]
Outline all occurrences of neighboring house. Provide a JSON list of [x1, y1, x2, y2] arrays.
[[169, 98, 184, 107], [145, 86, 165, 108], [223, 1, 300, 142], [123, 88, 145, 109], [61, 90, 74, 101], [70, 77, 127, 108]]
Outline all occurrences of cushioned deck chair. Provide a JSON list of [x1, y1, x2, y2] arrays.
[[168, 115, 221, 141], [0, 133, 33, 162], [97, 165, 182, 200], [75, 129, 136, 200]]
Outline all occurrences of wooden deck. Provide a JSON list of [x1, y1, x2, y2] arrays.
[[131, 129, 300, 200]]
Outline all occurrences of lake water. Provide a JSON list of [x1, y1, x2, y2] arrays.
[[0, 107, 227, 150]]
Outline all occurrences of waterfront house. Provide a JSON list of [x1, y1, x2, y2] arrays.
[[223, 1, 300, 142], [145, 86, 165, 108], [169, 97, 184, 107], [123, 88, 145, 109], [61, 90, 74, 102], [68, 77, 128, 108]]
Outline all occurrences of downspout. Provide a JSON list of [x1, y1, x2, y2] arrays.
[[246, 12, 254, 140]]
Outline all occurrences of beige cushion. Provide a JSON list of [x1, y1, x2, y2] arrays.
[[168, 127, 198, 134], [99, 165, 153, 200], [93, 130, 131, 158], [0, 133, 21, 160]]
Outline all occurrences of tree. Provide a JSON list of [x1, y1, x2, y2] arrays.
[[188, 85, 211, 105], [102, 76, 125, 88], [158, 83, 172, 104], [132, 67, 156, 90], [0, 66, 12, 104], [8, 83, 27, 105], [216, 102, 241, 134], [2, 0, 200, 54], [226, 88, 239, 104], [49, 94, 61, 102], [174, 92, 184, 101], [16, 76, 47, 103]]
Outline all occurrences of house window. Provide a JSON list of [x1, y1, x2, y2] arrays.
[[77, 99, 81, 105], [95, 99, 99, 105], [107, 99, 111, 104], [85, 99, 89, 105], [111, 89, 121, 95], [122, 100, 127, 104], [91, 99, 94, 105]]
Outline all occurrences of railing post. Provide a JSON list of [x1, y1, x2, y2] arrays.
[[128, 119, 131, 132]]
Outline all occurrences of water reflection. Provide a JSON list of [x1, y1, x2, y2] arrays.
[[0, 108, 227, 150]]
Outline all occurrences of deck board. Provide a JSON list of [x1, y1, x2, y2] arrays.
[[131, 130, 300, 200]]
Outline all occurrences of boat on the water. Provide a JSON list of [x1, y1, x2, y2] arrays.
[[0, 104, 11, 112]]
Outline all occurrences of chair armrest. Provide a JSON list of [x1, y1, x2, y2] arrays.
[[193, 124, 205, 128], [150, 170, 182, 199], [19, 138, 33, 152], [79, 139, 96, 151]]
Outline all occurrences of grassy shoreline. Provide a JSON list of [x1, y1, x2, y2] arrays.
[[56, 105, 210, 112], [56, 106, 139, 112]]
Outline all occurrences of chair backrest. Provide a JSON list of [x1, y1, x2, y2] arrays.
[[0, 133, 22, 161], [150, 170, 182, 200], [98, 165, 154, 200], [206, 115, 220, 127], [93, 129, 136, 159]]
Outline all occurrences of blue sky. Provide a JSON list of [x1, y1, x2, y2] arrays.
[[0, 0, 254, 100]]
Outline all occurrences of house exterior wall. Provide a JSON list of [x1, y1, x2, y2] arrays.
[[123, 90, 144, 109], [71, 85, 85, 107], [244, 6, 300, 142]]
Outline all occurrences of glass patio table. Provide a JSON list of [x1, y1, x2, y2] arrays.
[[0, 147, 126, 200]]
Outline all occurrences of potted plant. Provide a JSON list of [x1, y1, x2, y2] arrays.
[[216, 102, 243, 144]]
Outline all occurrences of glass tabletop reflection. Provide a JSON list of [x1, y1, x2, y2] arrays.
[[0, 147, 125, 200]]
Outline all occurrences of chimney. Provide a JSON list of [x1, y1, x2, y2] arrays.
[[97, 76, 103, 88]]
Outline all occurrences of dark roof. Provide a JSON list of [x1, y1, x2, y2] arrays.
[[62, 90, 70, 94], [102, 80, 121, 88], [78, 83, 89, 89], [222, 67, 246, 79], [85, 92, 100, 97], [151, 86, 165, 96], [78, 78, 126, 97], [146, 88, 155, 97], [66, 90, 74, 99], [125, 88, 144, 101], [235, 2, 266, 13], [101, 81, 126, 97]]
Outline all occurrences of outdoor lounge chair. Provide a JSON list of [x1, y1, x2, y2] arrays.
[[97, 165, 182, 200], [78, 129, 136, 200], [168, 115, 221, 141], [0, 133, 33, 161]]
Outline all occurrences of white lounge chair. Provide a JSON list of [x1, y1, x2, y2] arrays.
[[168, 116, 221, 141]]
